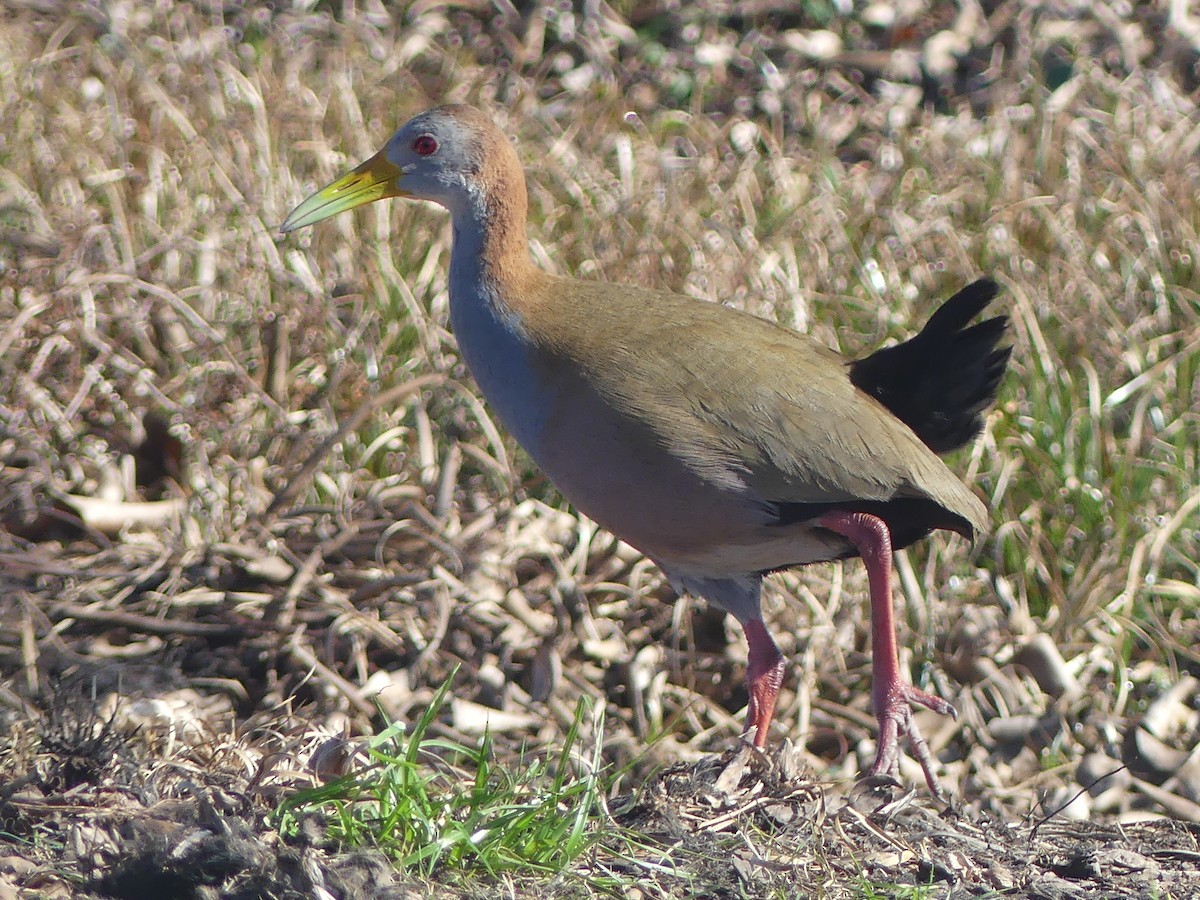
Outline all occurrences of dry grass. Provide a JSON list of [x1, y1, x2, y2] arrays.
[[1, 1, 1199, 897]]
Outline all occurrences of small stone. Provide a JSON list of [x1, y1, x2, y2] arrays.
[[1124, 726, 1190, 782], [730, 121, 759, 154], [1012, 633, 1080, 699], [764, 803, 795, 824], [782, 30, 842, 61], [1095, 848, 1155, 874], [0, 857, 34, 877], [984, 861, 1017, 889], [1167, 755, 1200, 805], [241, 554, 294, 583], [1042, 786, 1091, 821], [987, 713, 1043, 744], [1029, 872, 1088, 899], [80, 76, 104, 102], [1076, 752, 1131, 796], [861, 2, 895, 29], [308, 737, 355, 781], [451, 698, 539, 734], [362, 669, 411, 718], [1141, 675, 1198, 739], [923, 30, 970, 79]]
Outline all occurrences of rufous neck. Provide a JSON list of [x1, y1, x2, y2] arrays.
[[448, 157, 536, 294]]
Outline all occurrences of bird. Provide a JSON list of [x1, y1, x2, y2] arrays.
[[281, 104, 1010, 795]]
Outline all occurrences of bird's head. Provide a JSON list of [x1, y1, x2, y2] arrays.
[[281, 104, 508, 232]]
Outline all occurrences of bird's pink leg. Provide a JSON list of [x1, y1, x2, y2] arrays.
[[742, 618, 785, 748], [818, 511, 957, 794]]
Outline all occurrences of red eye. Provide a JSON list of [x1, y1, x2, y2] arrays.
[[412, 135, 438, 156]]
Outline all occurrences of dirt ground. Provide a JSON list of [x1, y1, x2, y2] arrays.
[[2, 1, 1199, 898]]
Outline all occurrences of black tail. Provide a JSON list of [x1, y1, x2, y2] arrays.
[[849, 278, 1011, 454]]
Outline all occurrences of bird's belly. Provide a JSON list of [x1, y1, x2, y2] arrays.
[[547, 447, 842, 575], [525, 378, 842, 575], [449, 292, 842, 575]]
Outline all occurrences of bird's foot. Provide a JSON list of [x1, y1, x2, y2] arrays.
[[743, 617, 785, 749], [868, 683, 957, 798]]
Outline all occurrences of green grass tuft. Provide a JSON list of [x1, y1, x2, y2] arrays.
[[276, 677, 612, 881]]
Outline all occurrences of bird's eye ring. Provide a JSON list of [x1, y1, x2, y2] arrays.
[[413, 135, 438, 156]]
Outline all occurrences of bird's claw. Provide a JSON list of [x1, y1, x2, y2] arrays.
[[869, 684, 957, 798]]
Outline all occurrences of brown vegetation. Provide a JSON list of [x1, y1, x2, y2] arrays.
[[1, 1, 1198, 897]]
